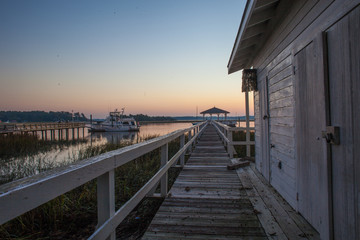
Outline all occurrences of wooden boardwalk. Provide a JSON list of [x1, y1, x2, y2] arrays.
[[142, 124, 320, 240]]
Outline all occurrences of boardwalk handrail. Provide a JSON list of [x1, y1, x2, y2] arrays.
[[212, 120, 254, 158], [0, 121, 208, 239]]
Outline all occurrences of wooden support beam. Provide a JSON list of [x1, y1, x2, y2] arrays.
[[245, 91, 251, 157], [227, 159, 250, 170]]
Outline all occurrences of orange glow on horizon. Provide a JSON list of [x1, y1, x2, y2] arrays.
[[0, 1, 249, 119]]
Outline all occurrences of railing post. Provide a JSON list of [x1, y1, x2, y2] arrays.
[[187, 130, 192, 153], [160, 143, 168, 197], [222, 126, 226, 143], [180, 134, 185, 167], [227, 129, 233, 158], [97, 170, 115, 240], [245, 91, 251, 157]]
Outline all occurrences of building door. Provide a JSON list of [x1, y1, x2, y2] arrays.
[[294, 35, 330, 238], [326, 7, 360, 239], [259, 76, 270, 181]]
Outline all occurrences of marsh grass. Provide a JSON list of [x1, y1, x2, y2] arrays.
[[0, 134, 90, 185], [0, 134, 186, 239], [0, 133, 87, 160]]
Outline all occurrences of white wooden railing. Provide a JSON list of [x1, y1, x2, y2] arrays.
[[0, 121, 208, 239], [212, 120, 254, 158]]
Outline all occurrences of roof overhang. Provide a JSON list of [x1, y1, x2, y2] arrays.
[[200, 107, 230, 115], [227, 0, 284, 74]]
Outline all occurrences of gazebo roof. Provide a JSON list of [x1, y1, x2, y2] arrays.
[[200, 107, 230, 115]]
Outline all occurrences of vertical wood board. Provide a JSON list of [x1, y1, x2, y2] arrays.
[[326, 7, 360, 239]]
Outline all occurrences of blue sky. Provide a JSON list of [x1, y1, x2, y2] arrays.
[[0, 0, 249, 117]]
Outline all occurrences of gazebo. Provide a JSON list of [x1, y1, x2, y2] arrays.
[[200, 107, 229, 120]]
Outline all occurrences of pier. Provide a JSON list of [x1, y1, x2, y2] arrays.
[[0, 121, 318, 239], [142, 123, 318, 239], [0, 122, 86, 140]]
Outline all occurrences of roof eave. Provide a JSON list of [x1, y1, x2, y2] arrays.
[[227, 0, 284, 74], [227, 0, 257, 73]]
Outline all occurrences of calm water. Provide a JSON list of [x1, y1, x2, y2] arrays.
[[0, 122, 193, 184]]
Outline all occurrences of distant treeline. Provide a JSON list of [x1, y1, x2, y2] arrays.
[[0, 111, 87, 123], [0, 111, 175, 123], [128, 114, 175, 122]]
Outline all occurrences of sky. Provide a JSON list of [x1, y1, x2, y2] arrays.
[[0, 0, 251, 118]]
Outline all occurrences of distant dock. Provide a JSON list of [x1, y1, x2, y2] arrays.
[[0, 122, 86, 140]]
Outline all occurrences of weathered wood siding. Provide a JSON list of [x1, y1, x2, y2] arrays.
[[251, 0, 360, 237], [326, 8, 360, 239], [255, 53, 297, 209]]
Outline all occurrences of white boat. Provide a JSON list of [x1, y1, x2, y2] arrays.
[[221, 120, 237, 127], [89, 109, 140, 132]]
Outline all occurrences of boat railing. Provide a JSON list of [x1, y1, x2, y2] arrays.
[[212, 120, 254, 158], [0, 121, 208, 239]]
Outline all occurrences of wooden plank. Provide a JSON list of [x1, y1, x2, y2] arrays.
[[251, 166, 320, 239], [268, 116, 294, 127], [269, 106, 294, 118], [235, 167, 296, 239], [268, 85, 293, 102], [143, 231, 267, 240], [268, 54, 292, 80], [250, 196, 288, 239], [350, 8, 360, 239], [150, 217, 262, 228], [270, 132, 294, 148], [245, 167, 311, 239], [268, 75, 293, 95]]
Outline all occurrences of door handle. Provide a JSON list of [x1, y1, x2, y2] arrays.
[[321, 126, 340, 145]]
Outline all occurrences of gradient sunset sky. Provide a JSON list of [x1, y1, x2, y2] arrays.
[[0, 0, 251, 118]]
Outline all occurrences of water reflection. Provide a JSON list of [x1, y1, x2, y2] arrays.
[[89, 131, 138, 145], [0, 122, 194, 185], [88, 122, 193, 145]]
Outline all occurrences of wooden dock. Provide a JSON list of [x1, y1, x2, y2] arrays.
[[0, 122, 86, 140], [142, 124, 319, 240]]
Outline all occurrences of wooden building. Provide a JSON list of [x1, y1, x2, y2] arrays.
[[227, 0, 359, 239]]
